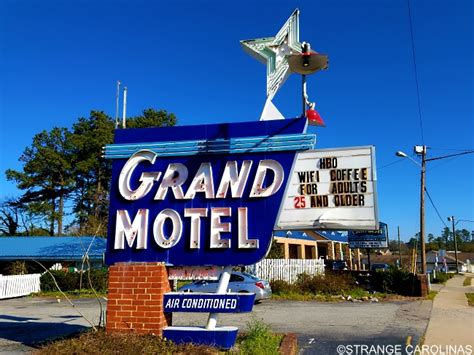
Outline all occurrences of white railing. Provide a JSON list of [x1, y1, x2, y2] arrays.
[[248, 259, 325, 283], [0, 274, 41, 299]]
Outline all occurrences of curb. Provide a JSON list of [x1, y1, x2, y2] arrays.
[[280, 333, 298, 355]]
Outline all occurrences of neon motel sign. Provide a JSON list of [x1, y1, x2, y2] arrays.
[[105, 117, 313, 266], [114, 153, 282, 251]]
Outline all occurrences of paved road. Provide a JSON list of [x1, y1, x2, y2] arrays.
[[174, 299, 432, 354], [0, 297, 106, 354], [0, 297, 431, 354]]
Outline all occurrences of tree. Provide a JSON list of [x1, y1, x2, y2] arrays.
[[265, 239, 284, 259], [459, 229, 471, 243], [432, 236, 446, 250], [441, 227, 450, 249], [388, 240, 409, 254], [6, 128, 74, 235], [68, 109, 177, 235], [127, 108, 176, 128], [407, 237, 418, 250], [5, 108, 178, 237], [69, 111, 114, 236], [0, 199, 20, 235]]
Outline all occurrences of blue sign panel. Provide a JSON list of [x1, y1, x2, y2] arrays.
[[164, 292, 255, 313], [105, 118, 311, 266], [163, 326, 238, 350], [348, 222, 388, 249]]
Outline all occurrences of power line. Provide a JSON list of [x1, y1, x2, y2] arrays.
[[430, 147, 474, 152], [378, 159, 405, 170], [426, 150, 474, 172], [406, 0, 425, 145], [426, 150, 474, 162], [424, 187, 448, 229]]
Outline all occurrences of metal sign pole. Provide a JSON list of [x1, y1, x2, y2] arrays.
[[367, 248, 371, 271], [302, 74, 307, 117], [206, 265, 233, 330]]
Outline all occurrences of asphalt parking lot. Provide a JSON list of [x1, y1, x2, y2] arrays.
[[173, 299, 432, 354], [0, 297, 431, 354], [0, 297, 106, 354]]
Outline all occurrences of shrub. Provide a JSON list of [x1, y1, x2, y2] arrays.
[[36, 328, 217, 354], [269, 279, 295, 294], [40, 268, 108, 292], [85, 268, 109, 292], [5, 261, 28, 275], [431, 272, 454, 284], [240, 319, 282, 355], [370, 267, 414, 295], [295, 272, 356, 295]]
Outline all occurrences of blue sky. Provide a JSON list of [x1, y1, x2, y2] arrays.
[[1, 0, 472, 240]]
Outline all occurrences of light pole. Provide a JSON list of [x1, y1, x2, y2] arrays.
[[447, 216, 459, 273], [396, 147, 474, 275], [396, 146, 427, 274]]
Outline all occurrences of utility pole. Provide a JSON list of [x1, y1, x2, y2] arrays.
[[396, 147, 474, 275], [115, 80, 121, 129], [418, 145, 427, 274], [448, 216, 459, 274], [122, 86, 127, 129], [398, 226, 402, 267]]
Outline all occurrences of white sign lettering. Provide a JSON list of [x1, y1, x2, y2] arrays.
[[113, 151, 283, 251]]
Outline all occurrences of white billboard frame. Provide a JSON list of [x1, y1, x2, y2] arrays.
[[275, 146, 379, 231]]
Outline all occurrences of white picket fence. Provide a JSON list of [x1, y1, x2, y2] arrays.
[[0, 274, 41, 299], [248, 259, 325, 283]]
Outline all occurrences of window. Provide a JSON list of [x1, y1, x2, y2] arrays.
[[229, 274, 245, 282]]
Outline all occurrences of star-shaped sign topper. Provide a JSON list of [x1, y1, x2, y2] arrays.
[[241, 9, 302, 100]]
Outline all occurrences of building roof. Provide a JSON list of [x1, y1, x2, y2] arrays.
[[274, 230, 348, 243], [316, 231, 348, 243], [274, 230, 315, 241], [0, 236, 106, 261]]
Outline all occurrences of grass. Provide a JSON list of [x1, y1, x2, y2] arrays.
[[271, 286, 390, 302], [427, 291, 438, 301], [34, 319, 283, 354], [32, 290, 107, 299], [431, 272, 455, 284], [463, 277, 473, 286], [238, 319, 283, 355], [466, 293, 474, 307], [33, 329, 218, 354]]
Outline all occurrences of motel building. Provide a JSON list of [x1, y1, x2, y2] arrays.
[[273, 230, 363, 270]]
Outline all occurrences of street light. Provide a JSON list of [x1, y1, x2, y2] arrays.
[[396, 146, 427, 274], [447, 216, 459, 274], [396, 147, 474, 275]]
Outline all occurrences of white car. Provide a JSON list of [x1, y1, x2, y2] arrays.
[[178, 272, 272, 301]]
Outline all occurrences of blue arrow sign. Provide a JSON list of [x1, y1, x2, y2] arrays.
[[164, 292, 255, 313]]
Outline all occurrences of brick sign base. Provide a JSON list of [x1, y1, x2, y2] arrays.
[[106, 262, 172, 335]]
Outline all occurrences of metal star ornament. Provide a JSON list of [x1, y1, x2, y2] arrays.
[[240, 9, 302, 100]]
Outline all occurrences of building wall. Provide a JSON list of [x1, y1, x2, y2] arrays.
[[274, 237, 358, 270]]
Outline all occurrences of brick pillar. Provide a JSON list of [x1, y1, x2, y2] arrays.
[[106, 262, 172, 335]]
